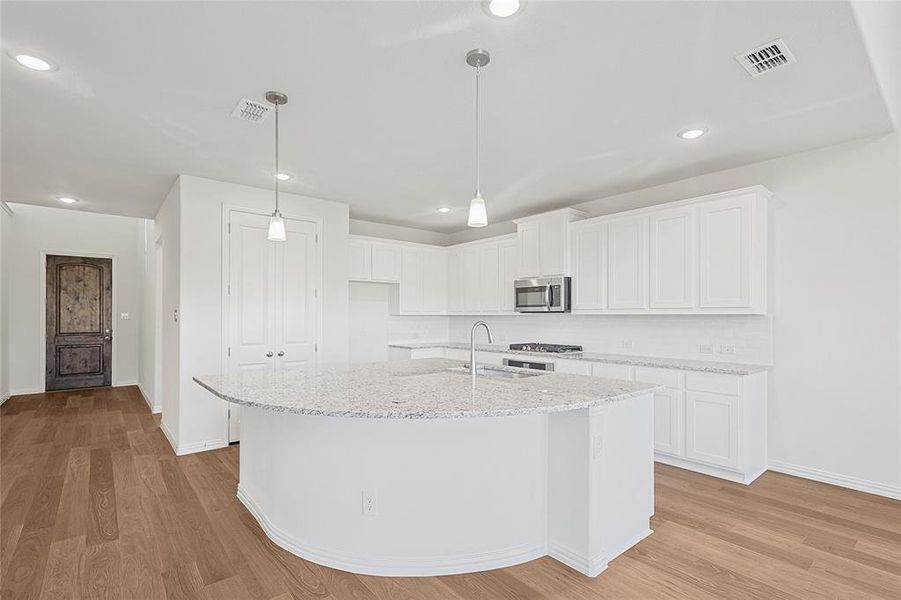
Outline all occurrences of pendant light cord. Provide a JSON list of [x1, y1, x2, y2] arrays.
[[475, 61, 481, 197], [274, 103, 280, 214]]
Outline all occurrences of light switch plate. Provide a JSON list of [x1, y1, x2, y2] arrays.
[[120, 312, 130, 320], [699, 344, 714, 354]]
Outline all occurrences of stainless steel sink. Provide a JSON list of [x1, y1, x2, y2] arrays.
[[448, 366, 544, 380]]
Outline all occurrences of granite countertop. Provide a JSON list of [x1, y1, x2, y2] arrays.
[[194, 358, 660, 419], [388, 342, 769, 375]]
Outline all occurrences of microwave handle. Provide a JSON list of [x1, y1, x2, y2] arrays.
[[545, 285, 553, 309]]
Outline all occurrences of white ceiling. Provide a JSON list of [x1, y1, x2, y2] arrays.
[[1, 1, 894, 233]]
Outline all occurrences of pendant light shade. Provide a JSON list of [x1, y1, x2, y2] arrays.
[[267, 212, 286, 241], [265, 90, 288, 242], [466, 49, 490, 228], [467, 193, 488, 227]]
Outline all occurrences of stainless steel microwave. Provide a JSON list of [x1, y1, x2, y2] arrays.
[[514, 276, 571, 313]]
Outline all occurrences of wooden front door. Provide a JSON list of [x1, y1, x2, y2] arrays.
[[46, 255, 113, 391]]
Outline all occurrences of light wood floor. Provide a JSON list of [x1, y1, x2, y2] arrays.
[[2, 386, 899, 599]]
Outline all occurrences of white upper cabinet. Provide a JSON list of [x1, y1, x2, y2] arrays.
[[607, 215, 648, 310], [462, 246, 481, 312], [446, 250, 464, 313], [570, 222, 606, 310], [514, 209, 585, 278], [499, 240, 517, 313], [348, 237, 401, 283], [348, 238, 372, 281], [569, 186, 768, 315], [398, 246, 447, 315], [371, 242, 402, 282], [516, 222, 541, 278], [649, 207, 696, 309], [479, 244, 501, 312], [698, 193, 761, 310]]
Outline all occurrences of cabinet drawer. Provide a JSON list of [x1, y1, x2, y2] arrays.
[[554, 359, 592, 376], [635, 367, 682, 388], [591, 363, 635, 381], [685, 371, 741, 396]]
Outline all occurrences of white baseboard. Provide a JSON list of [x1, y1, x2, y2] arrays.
[[9, 387, 44, 396], [548, 528, 652, 578], [113, 379, 139, 387], [768, 460, 901, 500], [655, 455, 766, 485], [160, 421, 178, 455], [136, 382, 161, 414], [237, 485, 547, 577], [0, 392, 9, 406]]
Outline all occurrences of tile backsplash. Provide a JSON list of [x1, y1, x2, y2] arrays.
[[445, 314, 773, 364]]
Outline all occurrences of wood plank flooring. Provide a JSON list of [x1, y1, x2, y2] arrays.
[[2, 385, 899, 599]]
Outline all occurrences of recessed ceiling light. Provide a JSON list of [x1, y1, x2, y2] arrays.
[[275, 172, 292, 181], [677, 128, 707, 140], [57, 196, 78, 204], [486, 0, 521, 17], [436, 207, 451, 214], [8, 50, 57, 72]]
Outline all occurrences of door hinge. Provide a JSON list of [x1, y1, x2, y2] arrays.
[[227, 284, 231, 295], [314, 343, 318, 352], [227, 347, 231, 357], [228, 223, 231, 234], [315, 234, 319, 243], [314, 288, 318, 299]]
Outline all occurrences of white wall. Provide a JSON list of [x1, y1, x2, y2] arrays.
[[155, 181, 181, 441], [0, 204, 10, 402], [350, 219, 450, 246], [138, 219, 159, 412], [161, 175, 350, 453], [349, 282, 449, 364], [3, 203, 147, 395]]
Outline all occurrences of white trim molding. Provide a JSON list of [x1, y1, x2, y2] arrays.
[[237, 485, 547, 577], [137, 382, 161, 414], [768, 461, 901, 500]]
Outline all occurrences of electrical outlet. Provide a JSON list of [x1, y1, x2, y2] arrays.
[[718, 344, 736, 355], [120, 312, 130, 320], [621, 340, 633, 350], [699, 344, 714, 354], [362, 489, 378, 517]]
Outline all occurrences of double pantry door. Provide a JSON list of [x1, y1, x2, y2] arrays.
[[227, 210, 319, 441]]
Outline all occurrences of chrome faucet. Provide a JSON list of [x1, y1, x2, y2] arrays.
[[470, 320, 494, 386]]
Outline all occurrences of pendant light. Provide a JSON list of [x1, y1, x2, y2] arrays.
[[266, 90, 288, 242], [466, 49, 490, 228]]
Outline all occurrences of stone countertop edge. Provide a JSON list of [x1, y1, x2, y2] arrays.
[[389, 342, 769, 375], [192, 372, 663, 420]]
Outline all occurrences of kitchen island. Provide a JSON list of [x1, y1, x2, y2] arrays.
[[195, 358, 659, 577]]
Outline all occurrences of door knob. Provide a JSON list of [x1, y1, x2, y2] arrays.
[[266, 352, 274, 357], [277, 351, 285, 357]]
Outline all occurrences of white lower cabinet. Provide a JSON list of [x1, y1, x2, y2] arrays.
[[652, 388, 684, 457], [685, 391, 739, 469]]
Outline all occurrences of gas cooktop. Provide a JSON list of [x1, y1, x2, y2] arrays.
[[508, 343, 583, 354]]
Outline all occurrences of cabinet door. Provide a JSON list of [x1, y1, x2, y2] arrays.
[[591, 363, 635, 380], [571, 224, 606, 310], [650, 208, 695, 308], [685, 391, 740, 469], [499, 241, 517, 313], [555, 359, 592, 375], [652, 387, 684, 457], [699, 196, 752, 308], [399, 248, 422, 313], [348, 239, 372, 281], [421, 250, 447, 313], [539, 218, 566, 276], [462, 247, 481, 312], [607, 216, 648, 309], [517, 222, 541, 278], [447, 251, 464, 313], [479, 244, 500, 312], [371, 243, 402, 282]]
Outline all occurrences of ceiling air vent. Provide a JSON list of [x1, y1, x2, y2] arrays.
[[230, 98, 272, 124], [735, 39, 796, 77]]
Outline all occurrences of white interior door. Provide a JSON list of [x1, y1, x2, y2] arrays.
[[227, 211, 319, 442], [275, 218, 319, 370]]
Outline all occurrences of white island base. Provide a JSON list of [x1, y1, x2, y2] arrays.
[[236, 394, 654, 578]]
